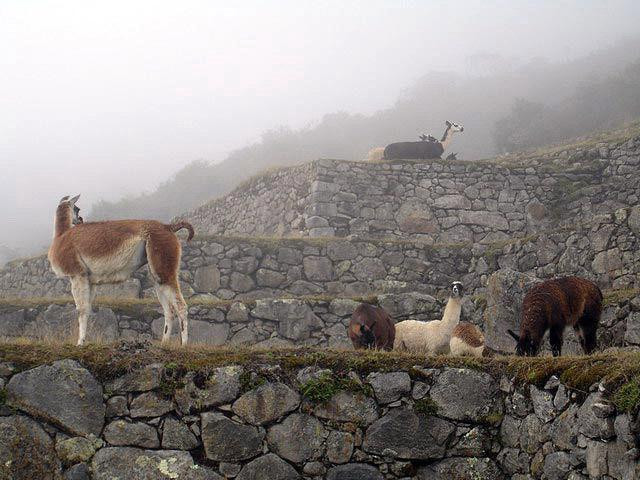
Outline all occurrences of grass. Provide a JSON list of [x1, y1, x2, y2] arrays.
[[299, 372, 373, 403], [613, 376, 640, 413], [0, 293, 384, 314]]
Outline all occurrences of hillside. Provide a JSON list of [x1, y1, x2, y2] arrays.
[[89, 39, 640, 223]]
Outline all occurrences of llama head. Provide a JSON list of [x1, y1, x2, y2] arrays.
[[58, 194, 83, 225], [445, 120, 464, 133], [507, 329, 538, 356], [450, 281, 464, 298], [359, 323, 376, 348]]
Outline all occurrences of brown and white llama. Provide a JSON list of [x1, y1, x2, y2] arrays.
[[449, 322, 485, 357], [48, 195, 194, 346]]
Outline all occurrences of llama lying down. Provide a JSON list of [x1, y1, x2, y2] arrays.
[[449, 322, 485, 358], [393, 281, 464, 354], [48, 195, 194, 346], [507, 276, 602, 356]]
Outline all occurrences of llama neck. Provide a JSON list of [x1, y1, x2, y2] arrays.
[[440, 125, 455, 149], [441, 296, 462, 331], [53, 207, 72, 238]]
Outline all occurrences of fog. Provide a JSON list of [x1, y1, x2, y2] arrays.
[[1, 0, 640, 259]]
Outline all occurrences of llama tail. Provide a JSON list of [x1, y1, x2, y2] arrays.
[[506, 329, 520, 341], [168, 221, 194, 241]]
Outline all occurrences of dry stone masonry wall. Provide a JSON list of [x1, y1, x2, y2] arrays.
[[1, 357, 638, 479], [2, 205, 639, 301], [1, 285, 639, 352], [178, 136, 640, 243]]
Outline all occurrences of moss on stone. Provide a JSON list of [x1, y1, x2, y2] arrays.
[[413, 396, 438, 415], [613, 377, 640, 413], [299, 373, 372, 404]]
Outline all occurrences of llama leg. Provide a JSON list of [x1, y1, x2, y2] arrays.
[[70, 276, 91, 345], [154, 284, 175, 343], [549, 325, 564, 357], [172, 285, 189, 346], [576, 320, 598, 354], [146, 232, 186, 344], [89, 283, 97, 312]]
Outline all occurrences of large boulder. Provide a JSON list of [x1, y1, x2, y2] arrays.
[[366, 372, 411, 404], [105, 363, 164, 393], [7, 359, 105, 436], [429, 368, 502, 422], [0, 415, 62, 480], [232, 382, 300, 425], [236, 453, 299, 480], [23, 304, 118, 343], [91, 447, 221, 480], [129, 392, 173, 418], [377, 292, 439, 322], [484, 268, 540, 352], [201, 412, 264, 462], [103, 420, 159, 448], [363, 408, 455, 460], [314, 391, 379, 425], [251, 299, 323, 341], [174, 367, 242, 413], [0, 309, 27, 338], [161, 417, 199, 450], [267, 414, 326, 463]]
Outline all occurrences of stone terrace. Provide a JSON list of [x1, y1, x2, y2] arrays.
[[177, 131, 640, 243], [2, 206, 638, 301]]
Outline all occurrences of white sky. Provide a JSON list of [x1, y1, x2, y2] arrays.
[[1, 0, 640, 251]]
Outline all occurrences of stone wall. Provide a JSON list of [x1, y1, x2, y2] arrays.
[[177, 135, 640, 243], [2, 206, 639, 300], [183, 162, 315, 237], [0, 292, 441, 349], [1, 354, 638, 479], [1, 283, 639, 352]]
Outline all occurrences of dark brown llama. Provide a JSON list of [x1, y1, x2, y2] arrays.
[[348, 303, 395, 351], [507, 276, 603, 357]]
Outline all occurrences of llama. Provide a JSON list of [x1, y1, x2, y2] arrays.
[[393, 281, 464, 354], [48, 195, 194, 346], [366, 147, 385, 162], [507, 276, 603, 357], [348, 303, 395, 351], [449, 322, 484, 357], [383, 121, 464, 160]]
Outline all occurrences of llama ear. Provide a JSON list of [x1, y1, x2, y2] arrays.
[[69, 194, 80, 205], [507, 329, 519, 341], [445, 120, 452, 126], [59, 195, 70, 204]]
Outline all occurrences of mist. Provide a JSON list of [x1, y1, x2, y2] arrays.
[[2, 0, 640, 259]]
